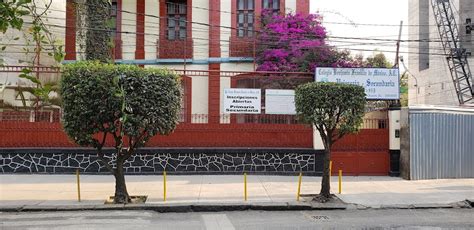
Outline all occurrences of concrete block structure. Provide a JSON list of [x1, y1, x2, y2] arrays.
[[408, 0, 473, 106]]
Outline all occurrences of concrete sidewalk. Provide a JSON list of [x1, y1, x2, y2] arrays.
[[0, 175, 473, 211]]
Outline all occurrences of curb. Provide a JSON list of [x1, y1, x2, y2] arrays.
[[1, 201, 471, 213], [0, 202, 347, 213], [346, 200, 473, 210]]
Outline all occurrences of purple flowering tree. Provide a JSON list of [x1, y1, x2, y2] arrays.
[[256, 10, 361, 72]]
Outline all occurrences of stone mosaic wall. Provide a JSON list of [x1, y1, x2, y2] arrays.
[[0, 149, 323, 174]]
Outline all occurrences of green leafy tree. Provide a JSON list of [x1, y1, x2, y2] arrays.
[[61, 62, 182, 203], [365, 52, 392, 68], [400, 71, 409, 106], [295, 82, 366, 201], [0, 0, 31, 33], [1, 0, 64, 115]]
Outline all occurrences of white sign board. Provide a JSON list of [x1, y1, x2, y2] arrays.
[[315, 67, 400, 100], [223, 88, 261, 114], [265, 89, 296, 115]]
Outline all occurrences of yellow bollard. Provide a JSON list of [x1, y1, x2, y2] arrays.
[[296, 172, 302, 201], [76, 169, 81, 202], [338, 170, 342, 194], [329, 161, 333, 181], [163, 171, 167, 202], [244, 173, 247, 201], [329, 161, 333, 193], [329, 161, 333, 175]]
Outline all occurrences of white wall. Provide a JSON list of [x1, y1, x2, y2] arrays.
[[122, 0, 137, 60], [0, 1, 65, 107], [0, 0, 66, 66], [1, 88, 36, 107], [192, 77, 209, 117], [285, 0, 297, 14], [220, 0, 232, 58], [220, 62, 254, 72], [145, 0, 160, 60], [389, 110, 400, 150], [313, 126, 324, 150], [192, 0, 210, 59]]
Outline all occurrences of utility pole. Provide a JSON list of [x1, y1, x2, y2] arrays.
[[391, 21, 403, 106], [394, 21, 403, 68]]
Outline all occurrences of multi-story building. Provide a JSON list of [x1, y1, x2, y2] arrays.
[[408, 0, 473, 106], [1, 1, 398, 176], [64, 0, 311, 123]]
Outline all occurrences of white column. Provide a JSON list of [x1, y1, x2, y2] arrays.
[[192, 0, 209, 59], [145, 0, 159, 60], [389, 109, 401, 150], [122, 0, 136, 60]]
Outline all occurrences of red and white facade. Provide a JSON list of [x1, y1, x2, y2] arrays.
[[65, 0, 310, 123]]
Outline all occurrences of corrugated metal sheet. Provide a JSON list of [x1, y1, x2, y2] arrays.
[[409, 108, 474, 180]]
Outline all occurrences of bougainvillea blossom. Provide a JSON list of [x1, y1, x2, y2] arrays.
[[257, 10, 361, 72]]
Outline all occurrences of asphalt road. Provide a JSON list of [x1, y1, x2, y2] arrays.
[[1, 209, 473, 230]]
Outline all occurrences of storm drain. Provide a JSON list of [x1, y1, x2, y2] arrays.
[[310, 215, 330, 221]]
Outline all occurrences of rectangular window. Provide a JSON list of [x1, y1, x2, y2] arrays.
[[237, 0, 254, 38], [262, 0, 280, 14], [167, 0, 187, 40]]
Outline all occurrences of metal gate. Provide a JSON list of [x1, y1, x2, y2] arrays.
[[331, 116, 390, 176]]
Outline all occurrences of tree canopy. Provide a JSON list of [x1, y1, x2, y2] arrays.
[[295, 82, 366, 199], [61, 61, 182, 203], [61, 62, 181, 148]]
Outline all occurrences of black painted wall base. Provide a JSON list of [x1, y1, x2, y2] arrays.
[[0, 148, 324, 175], [389, 150, 401, 177]]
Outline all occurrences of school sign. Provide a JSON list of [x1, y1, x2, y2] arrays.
[[315, 67, 400, 100]]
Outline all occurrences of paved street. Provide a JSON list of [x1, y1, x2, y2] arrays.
[[1, 209, 473, 229]]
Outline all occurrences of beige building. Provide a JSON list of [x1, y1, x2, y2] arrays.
[[408, 0, 473, 106]]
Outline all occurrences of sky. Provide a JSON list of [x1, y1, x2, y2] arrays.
[[311, 0, 409, 68]]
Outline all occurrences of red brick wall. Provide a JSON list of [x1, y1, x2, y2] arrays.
[[182, 76, 192, 123], [135, 0, 145, 60], [296, 0, 310, 16], [208, 63, 221, 124], [209, 0, 221, 58], [65, 0, 76, 60], [0, 122, 313, 148], [158, 0, 193, 59], [229, 37, 255, 57]]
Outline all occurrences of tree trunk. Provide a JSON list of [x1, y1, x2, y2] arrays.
[[320, 146, 331, 199], [113, 158, 130, 204]]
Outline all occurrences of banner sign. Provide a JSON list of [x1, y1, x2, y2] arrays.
[[265, 89, 296, 115], [223, 88, 261, 114], [315, 67, 400, 100]]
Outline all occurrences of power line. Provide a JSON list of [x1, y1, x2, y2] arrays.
[[35, 6, 473, 45], [37, 3, 463, 42]]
